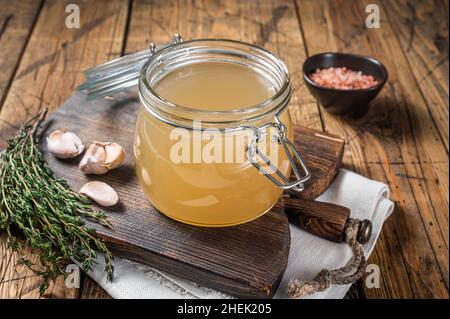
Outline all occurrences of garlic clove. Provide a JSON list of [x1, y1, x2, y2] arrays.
[[104, 142, 125, 169], [47, 129, 84, 158], [79, 181, 119, 207], [79, 142, 109, 175], [79, 141, 125, 174]]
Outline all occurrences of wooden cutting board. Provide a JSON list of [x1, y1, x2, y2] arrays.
[[39, 91, 344, 298]]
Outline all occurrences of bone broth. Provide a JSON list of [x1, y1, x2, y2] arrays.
[[153, 62, 276, 110], [135, 59, 294, 226]]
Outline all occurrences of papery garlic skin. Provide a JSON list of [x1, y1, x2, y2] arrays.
[[79, 142, 109, 175], [47, 129, 84, 159], [104, 143, 125, 169], [79, 141, 125, 175], [79, 181, 119, 207]]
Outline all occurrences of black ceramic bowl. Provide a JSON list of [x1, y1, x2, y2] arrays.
[[302, 52, 388, 115]]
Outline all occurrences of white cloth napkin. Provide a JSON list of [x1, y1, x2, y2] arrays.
[[84, 169, 394, 299]]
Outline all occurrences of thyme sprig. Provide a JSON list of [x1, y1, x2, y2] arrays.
[[0, 108, 114, 295]]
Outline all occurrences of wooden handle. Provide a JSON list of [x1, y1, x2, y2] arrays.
[[283, 197, 350, 243]]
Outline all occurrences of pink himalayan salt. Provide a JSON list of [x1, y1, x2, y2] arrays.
[[309, 67, 378, 90]]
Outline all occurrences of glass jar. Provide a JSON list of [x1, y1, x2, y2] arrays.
[[134, 39, 309, 227]]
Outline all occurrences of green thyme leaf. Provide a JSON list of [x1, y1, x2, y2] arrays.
[[0, 108, 114, 295]]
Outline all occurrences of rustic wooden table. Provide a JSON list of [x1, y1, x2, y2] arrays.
[[0, 0, 448, 299]]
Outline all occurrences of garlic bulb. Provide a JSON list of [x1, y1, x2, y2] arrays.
[[47, 129, 84, 158], [79, 141, 125, 175], [79, 181, 119, 207]]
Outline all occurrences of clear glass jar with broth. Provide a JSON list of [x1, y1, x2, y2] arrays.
[[135, 39, 309, 226]]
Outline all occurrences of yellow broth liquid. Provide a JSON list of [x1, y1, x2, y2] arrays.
[[135, 61, 293, 226]]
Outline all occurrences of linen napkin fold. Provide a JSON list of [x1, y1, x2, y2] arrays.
[[84, 169, 394, 299]]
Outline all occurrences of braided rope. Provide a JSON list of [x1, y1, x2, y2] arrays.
[[287, 218, 367, 298]]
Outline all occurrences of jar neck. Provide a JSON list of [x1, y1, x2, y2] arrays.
[[138, 39, 291, 131]]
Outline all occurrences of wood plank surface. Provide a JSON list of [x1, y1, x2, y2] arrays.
[[0, 0, 43, 110], [0, 0, 129, 298], [80, 276, 111, 299], [296, 0, 448, 298], [0, 0, 448, 299], [382, 0, 449, 152]]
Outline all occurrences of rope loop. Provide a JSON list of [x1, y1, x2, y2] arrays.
[[287, 218, 367, 298]]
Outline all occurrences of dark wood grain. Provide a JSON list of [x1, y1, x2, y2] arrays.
[[38, 89, 343, 298], [43, 92, 289, 299], [80, 276, 111, 299], [294, 127, 344, 200], [283, 197, 350, 243]]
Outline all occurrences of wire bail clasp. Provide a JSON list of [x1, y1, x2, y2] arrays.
[[148, 34, 183, 55], [245, 115, 311, 192]]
